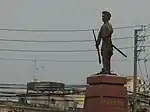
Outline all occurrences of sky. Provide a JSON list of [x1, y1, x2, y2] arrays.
[[0, 0, 150, 84]]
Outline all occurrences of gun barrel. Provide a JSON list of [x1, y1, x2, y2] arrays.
[[92, 29, 101, 64], [112, 45, 127, 57]]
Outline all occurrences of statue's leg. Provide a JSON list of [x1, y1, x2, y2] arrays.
[[101, 56, 106, 73], [101, 48, 110, 74], [104, 55, 110, 74], [107, 57, 111, 73], [107, 48, 113, 74], [100, 48, 105, 73]]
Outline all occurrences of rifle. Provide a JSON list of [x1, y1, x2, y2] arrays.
[[112, 44, 127, 57], [92, 29, 127, 63], [92, 29, 101, 64]]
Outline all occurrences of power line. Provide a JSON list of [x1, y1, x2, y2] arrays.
[[0, 25, 148, 32], [138, 61, 145, 80], [137, 25, 150, 57], [0, 34, 149, 44], [136, 26, 149, 81], [143, 53, 150, 83], [133, 29, 142, 112], [0, 49, 96, 53], [0, 38, 93, 43], [0, 46, 133, 53], [0, 84, 25, 86], [112, 24, 149, 30], [136, 26, 150, 84], [144, 45, 150, 47], [0, 57, 132, 62], [0, 35, 149, 43], [144, 61, 149, 82]]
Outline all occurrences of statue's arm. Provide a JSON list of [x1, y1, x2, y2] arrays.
[[96, 28, 102, 46]]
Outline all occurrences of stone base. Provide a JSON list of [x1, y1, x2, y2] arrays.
[[83, 74, 128, 112]]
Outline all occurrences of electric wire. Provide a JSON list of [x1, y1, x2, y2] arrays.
[[0, 25, 148, 32], [0, 57, 132, 63], [138, 61, 145, 80], [0, 35, 149, 43], [137, 28, 148, 80], [0, 46, 133, 53], [144, 61, 149, 82], [143, 53, 150, 83], [135, 28, 145, 80], [137, 25, 150, 57]]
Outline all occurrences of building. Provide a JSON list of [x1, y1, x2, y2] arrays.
[[28, 95, 68, 110], [25, 76, 145, 111], [27, 94, 84, 111], [0, 106, 14, 112], [0, 104, 52, 112], [125, 76, 145, 92], [65, 94, 85, 110]]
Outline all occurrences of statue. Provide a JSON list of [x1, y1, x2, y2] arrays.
[[94, 11, 127, 74], [95, 11, 113, 74]]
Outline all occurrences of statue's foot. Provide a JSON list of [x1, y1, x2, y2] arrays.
[[93, 70, 117, 76], [93, 68, 116, 76], [93, 71, 105, 76], [99, 71, 104, 74], [100, 68, 110, 74], [99, 68, 105, 74], [102, 71, 111, 74], [109, 72, 117, 75]]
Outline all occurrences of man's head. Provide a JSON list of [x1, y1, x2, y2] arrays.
[[102, 11, 111, 22]]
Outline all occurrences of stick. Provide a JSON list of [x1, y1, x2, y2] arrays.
[[92, 29, 101, 64], [112, 45, 127, 57]]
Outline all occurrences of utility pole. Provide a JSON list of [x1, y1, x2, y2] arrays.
[[133, 26, 145, 112], [133, 29, 138, 112]]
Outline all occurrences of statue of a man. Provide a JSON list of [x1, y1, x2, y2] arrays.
[[96, 11, 113, 74]]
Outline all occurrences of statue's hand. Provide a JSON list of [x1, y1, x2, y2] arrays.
[[95, 41, 100, 49]]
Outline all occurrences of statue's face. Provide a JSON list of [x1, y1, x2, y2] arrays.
[[102, 14, 108, 22]]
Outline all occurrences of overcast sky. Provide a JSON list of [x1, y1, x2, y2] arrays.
[[0, 0, 150, 84]]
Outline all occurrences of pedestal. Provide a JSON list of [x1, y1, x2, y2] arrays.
[[83, 74, 128, 112]]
